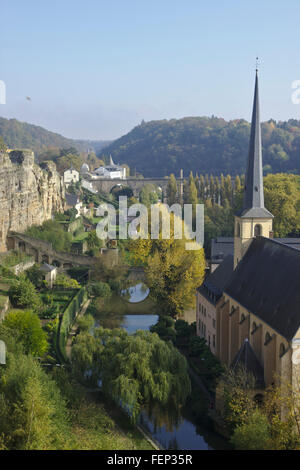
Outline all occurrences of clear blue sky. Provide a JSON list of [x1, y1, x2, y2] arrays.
[[1, 0, 300, 140]]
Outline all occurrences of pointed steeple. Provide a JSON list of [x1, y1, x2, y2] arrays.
[[109, 154, 115, 166], [238, 71, 273, 218]]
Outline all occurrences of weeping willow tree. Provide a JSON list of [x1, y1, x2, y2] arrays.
[[72, 327, 191, 421]]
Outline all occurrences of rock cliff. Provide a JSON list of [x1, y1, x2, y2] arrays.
[[0, 150, 65, 251]]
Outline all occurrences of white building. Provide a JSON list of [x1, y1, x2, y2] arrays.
[[39, 263, 57, 289], [93, 155, 126, 180], [63, 166, 79, 188]]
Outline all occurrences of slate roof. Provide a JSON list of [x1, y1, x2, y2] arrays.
[[211, 236, 300, 265], [211, 237, 235, 265], [65, 193, 79, 206], [40, 263, 56, 272], [197, 254, 233, 305], [231, 339, 265, 388], [225, 236, 300, 341]]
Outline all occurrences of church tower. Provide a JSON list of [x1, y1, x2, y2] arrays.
[[234, 70, 273, 269]]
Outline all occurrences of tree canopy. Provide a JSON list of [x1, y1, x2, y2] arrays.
[[72, 327, 191, 420], [98, 117, 300, 177]]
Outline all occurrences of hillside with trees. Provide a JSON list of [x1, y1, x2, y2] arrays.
[[0, 117, 110, 156], [99, 117, 300, 177]]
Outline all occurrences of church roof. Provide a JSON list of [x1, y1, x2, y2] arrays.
[[236, 71, 273, 219], [225, 236, 300, 341], [211, 236, 300, 264], [211, 237, 235, 265], [231, 339, 265, 389], [197, 254, 233, 305]]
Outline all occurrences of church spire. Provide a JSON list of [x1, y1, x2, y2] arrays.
[[239, 70, 273, 218]]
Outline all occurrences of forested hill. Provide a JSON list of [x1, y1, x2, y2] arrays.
[[99, 117, 300, 177], [0, 117, 110, 155]]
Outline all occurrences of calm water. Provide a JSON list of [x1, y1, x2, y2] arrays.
[[93, 314, 158, 333], [121, 282, 150, 303]]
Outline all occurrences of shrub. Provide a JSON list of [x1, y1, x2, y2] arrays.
[[88, 281, 111, 298], [8, 277, 41, 311]]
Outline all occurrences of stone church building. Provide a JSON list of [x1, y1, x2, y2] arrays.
[[196, 71, 300, 393]]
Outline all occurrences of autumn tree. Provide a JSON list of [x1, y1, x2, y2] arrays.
[[130, 205, 205, 317]]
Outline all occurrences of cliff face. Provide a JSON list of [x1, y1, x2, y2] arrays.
[[0, 150, 65, 252]]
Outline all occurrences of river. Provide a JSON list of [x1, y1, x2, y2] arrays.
[[92, 282, 230, 450]]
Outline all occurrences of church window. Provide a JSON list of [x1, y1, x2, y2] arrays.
[[254, 224, 262, 237], [236, 222, 241, 237], [279, 343, 286, 357], [265, 332, 272, 345]]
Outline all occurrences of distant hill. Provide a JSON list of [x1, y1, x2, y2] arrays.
[[0, 117, 111, 156], [99, 117, 300, 177]]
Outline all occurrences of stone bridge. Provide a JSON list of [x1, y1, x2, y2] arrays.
[[87, 176, 185, 199], [7, 232, 118, 269]]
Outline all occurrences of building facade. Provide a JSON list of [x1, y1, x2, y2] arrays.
[[197, 71, 300, 397], [64, 166, 79, 188]]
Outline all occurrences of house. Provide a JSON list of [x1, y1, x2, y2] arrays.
[[65, 193, 82, 218], [196, 71, 300, 399], [93, 155, 126, 180], [40, 263, 57, 288], [63, 166, 79, 188]]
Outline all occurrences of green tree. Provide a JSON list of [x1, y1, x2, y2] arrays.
[[230, 409, 271, 450], [264, 173, 300, 237], [1, 310, 48, 357], [87, 230, 103, 250], [0, 351, 67, 449], [72, 328, 191, 420], [54, 274, 80, 290], [9, 277, 41, 311], [166, 174, 178, 205], [88, 281, 111, 298], [26, 220, 72, 252]]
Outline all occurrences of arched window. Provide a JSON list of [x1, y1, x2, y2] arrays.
[[279, 343, 286, 357], [254, 224, 262, 237], [265, 332, 271, 344], [252, 322, 257, 333], [236, 222, 241, 237], [240, 313, 245, 324]]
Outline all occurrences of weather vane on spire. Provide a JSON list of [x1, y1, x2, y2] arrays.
[[256, 56, 259, 72]]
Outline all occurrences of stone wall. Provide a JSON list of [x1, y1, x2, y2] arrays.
[[0, 150, 65, 252]]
